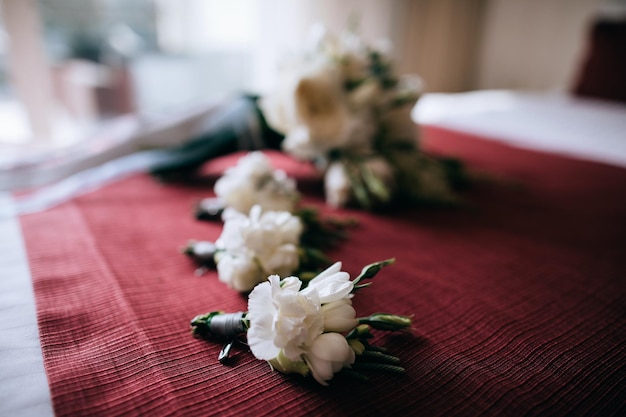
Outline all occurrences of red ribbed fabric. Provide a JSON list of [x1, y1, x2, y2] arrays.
[[20, 132, 626, 416]]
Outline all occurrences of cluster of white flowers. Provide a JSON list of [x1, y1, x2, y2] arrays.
[[214, 205, 303, 292], [246, 262, 358, 385], [260, 26, 423, 208], [214, 151, 299, 214], [190, 258, 411, 385]]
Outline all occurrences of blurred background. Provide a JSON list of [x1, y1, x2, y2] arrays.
[[0, 0, 623, 160]]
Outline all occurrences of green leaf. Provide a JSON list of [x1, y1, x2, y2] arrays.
[[359, 350, 401, 365]]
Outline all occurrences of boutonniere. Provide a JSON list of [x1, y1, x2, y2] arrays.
[[184, 151, 355, 291], [191, 259, 412, 385]]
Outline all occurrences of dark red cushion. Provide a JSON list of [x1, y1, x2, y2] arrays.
[[572, 19, 626, 103]]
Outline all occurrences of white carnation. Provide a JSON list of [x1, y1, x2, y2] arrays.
[[215, 251, 261, 293], [214, 205, 303, 291], [247, 275, 323, 361], [246, 263, 359, 385], [214, 152, 298, 214]]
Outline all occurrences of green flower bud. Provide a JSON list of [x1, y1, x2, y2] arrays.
[[351, 259, 395, 287], [348, 339, 366, 355], [346, 324, 374, 339], [358, 313, 412, 331]]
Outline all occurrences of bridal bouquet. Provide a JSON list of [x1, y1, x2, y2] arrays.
[[260, 26, 466, 209], [191, 259, 412, 385], [185, 152, 353, 291]]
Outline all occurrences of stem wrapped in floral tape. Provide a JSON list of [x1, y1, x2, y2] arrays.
[[191, 259, 413, 385]]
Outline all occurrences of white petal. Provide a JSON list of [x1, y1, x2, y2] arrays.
[[247, 280, 281, 360], [310, 262, 342, 283]]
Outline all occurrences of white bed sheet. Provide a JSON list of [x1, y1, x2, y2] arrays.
[[413, 90, 626, 168], [0, 194, 54, 417]]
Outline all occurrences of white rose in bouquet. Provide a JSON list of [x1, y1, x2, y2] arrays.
[[262, 65, 371, 159]]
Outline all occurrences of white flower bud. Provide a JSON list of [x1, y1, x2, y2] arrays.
[[324, 162, 352, 208], [304, 333, 355, 386], [321, 299, 358, 333]]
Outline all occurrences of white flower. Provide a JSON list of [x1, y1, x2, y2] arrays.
[[214, 210, 247, 252], [304, 332, 355, 386], [262, 64, 376, 160], [240, 207, 302, 277], [215, 205, 303, 291], [281, 126, 319, 160], [302, 261, 353, 304], [257, 27, 436, 210], [293, 67, 350, 144], [215, 251, 261, 292], [324, 162, 352, 208], [247, 275, 324, 361], [324, 30, 370, 81], [246, 266, 359, 385], [214, 152, 298, 214]]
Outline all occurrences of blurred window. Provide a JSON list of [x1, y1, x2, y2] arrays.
[[0, 0, 258, 148]]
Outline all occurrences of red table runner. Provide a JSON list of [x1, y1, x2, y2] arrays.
[[20, 130, 626, 416]]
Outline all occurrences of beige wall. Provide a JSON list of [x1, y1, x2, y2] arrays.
[[393, 0, 487, 93], [248, 0, 607, 94], [393, 0, 603, 93], [476, 0, 602, 92]]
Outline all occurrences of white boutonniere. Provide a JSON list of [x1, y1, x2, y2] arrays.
[[185, 152, 356, 290], [191, 259, 412, 385]]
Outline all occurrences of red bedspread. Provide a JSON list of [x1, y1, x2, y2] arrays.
[[20, 127, 626, 416]]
